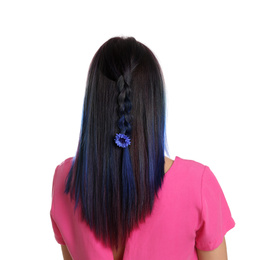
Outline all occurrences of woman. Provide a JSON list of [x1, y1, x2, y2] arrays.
[[50, 37, 235, 260]]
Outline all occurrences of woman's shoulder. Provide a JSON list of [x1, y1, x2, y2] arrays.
[[56, 157, 73, 170], [173, 156, 207, 177], [174, 157, 226, 200], [53, 157, 74, 185], [163, 156, 210, 194]]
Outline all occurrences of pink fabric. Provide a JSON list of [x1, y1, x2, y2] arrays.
[[50, 156, 235, 259]]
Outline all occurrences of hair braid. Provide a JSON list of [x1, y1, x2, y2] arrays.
[[115, 73, 137, 233], [116, 75, 132, 136]]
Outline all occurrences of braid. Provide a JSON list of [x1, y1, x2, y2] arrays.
[[115, 74, 137, 233], [114, 75, 132, 149], [117, 75, 132, 136]]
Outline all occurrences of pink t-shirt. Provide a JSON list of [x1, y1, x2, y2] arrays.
[[50, 156, 235, 259]]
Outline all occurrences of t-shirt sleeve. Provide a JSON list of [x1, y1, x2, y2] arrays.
[[195, 166, 235, 251], [50, 213, 65, 245], [50, 165, 66, 245]]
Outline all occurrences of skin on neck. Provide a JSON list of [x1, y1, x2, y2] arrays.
[[164, 156, 174, 174]]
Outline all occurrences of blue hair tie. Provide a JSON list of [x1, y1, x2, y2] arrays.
[[114, 133, 131, 148]]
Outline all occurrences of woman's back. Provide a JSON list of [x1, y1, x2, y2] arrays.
[[51, 156, 234, 259]]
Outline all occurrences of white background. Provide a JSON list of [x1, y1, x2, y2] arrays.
[[0, 0, 277, 259]]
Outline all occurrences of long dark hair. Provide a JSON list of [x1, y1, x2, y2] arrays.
[[65, 37, 166, 249]]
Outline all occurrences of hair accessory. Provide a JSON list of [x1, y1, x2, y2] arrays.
[[114, 133, 131, 148]]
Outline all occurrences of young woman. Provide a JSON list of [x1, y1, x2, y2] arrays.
[[50, 37, 235, 260]]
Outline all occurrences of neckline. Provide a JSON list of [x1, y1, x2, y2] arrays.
[[164, 156, 178, 177]]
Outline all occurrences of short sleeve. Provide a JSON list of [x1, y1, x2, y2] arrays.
[[195, 166, 235, 251], [50, 213, 65, 245], [50, 165, 65, 245]]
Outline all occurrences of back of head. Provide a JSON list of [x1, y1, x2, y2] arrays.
[[65, 36, 166, 249]]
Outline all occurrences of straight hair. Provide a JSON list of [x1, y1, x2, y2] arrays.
[[65, 37, 167, 250]]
